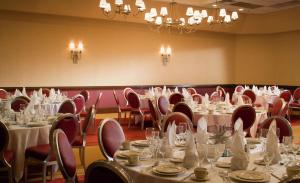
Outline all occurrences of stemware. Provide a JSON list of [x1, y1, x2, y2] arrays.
[[283, 136, 293, 161], [145, 127, 155, 141], [206, 144, 220, 170], [263, 151, 274, 172], [196, 143, 207, 167]]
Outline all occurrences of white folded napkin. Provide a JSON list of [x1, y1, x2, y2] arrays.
[[230, 129, 249, 170], [237, 95, 244, 106], [38, 88, 43, 98], [14, 89, 22, 97], [174, 87, 179, 93], [22, 87, 28, 97], [183, 131, 198, 169], [196, 117, 208, 144], [266, 120, 281, 164], [167, 122, 176, 147], [162, 86, 167, 96], [225, 93, 232, 107]]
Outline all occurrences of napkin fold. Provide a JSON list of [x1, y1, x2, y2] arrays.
[[167, 122, 176, 147], [14, 89, 22, 97], [230, 130, 249, 171], [225, 93, 232, 107], [266, 120, 281, 164], [196, 117, 208, 144], [236, 95, 244, 106], [22, 87, 28, 97], [174, 87, 179, 93], [183, 131, 198, 169]]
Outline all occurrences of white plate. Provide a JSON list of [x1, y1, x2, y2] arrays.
[[26, 122, 47, 127], [153, 164, 186, 175], [246, 138, 261, 144], [132, 140, 149, 147], [191, 175, 210, 182], [169, 158, 183, 163], [124, 162, 141, 166], [116, 150, 140, 159], [229, 170, 270, 183], [216, 161, 231, 168]]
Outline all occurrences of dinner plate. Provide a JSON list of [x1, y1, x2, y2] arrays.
[[124, 162, 141, 167], [26, 122, 47, 127], [169, 158, 183, 163], [153, 164, 186, 175], [116, 150, 140, 159], [253, 159, 276, 166], [216, 161, 231, 168], [191, 175, 210, 182], [246, 138, 261, 144], [229, 170, 270, 183], [131, 140, 149, 147]]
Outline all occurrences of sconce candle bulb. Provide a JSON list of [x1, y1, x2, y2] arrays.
[[69, 41, 83, 64], [160, 46, 171, 65]]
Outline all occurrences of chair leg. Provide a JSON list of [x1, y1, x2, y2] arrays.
[[124, 112, 127, 124], [9, 167, 13, 183], [79, 147, 86, 171], [128, 113, 132, 128], [50, 165, 55, 181], [23, 160, 28, 183], [42, 164, 47, 183], [141, 114, 145, 130], [117, 112, 121, 123]]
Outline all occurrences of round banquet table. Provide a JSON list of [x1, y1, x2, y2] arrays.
[[7, 124, 51, 182], [114, 143, 286, 183]]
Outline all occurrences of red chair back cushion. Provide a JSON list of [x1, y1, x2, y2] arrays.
[[271, 97, 283, 116], [243, 90, 256, 104], [163, 112, 190, 132], [58, 100, 76, 114], [192, 94, 202, 104], [42, 88, 50, 97], [0, 89, 8, 99], [173, 103, 193, 122], [235, 85, 244, 93], [73, 95, 85, 114], [169, 93, 184, 105], [11, 97, 29, 112], [127, 92, 140, 109], [261, 117, 292, 143], [279, 90, 292, 102], [294, 88, 300, 101], [157, 96, 169, 115], [101, 120, 125, 158], [232, 105, 256, 131], [53, 115, 79, 144], [80, 90, 90, 103]]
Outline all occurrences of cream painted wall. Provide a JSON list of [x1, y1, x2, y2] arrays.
[[0, 11, 236, 87], [234, 31, 300, 86]]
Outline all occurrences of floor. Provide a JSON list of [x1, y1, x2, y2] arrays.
[[26, 112, 300, 182]]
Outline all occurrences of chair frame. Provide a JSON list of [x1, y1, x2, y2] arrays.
[[162, 112, 192, 132], [52, 129, 78, 183], [156, 95, 170, 117], [98, 118, 125, 161], [0, 121, 13, 183], [58, 99, 77, 114], [148, 99, 161, 131], [72, 105, 96, 171], [0, 89, 9, 99], [72, 94, 86, 115], [11, 96, 30, 112], [172, 102, 194, 123], [85, 160, 132, 183], [113, 90, 131, 124], [168, 93, 184, 105], [24, 114, 78, 183]]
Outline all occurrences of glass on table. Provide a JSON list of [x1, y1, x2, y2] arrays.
[[206, 144, 220, 170], [263, 151, 275, 172], [196, 143, 207, 167], [145, 127, 155, 141]]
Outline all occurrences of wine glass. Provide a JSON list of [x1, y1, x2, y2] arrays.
[[145, 127, 155, 141], [283, 136, 293, 161], [178, 122, 188, 144], [197, 144, 207, 167], [263, 151, 274, 172], [206, 144, 219, 170]]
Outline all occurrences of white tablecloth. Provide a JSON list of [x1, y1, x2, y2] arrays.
[[7, 124, 51, 182], [114, 144, 286, 183]]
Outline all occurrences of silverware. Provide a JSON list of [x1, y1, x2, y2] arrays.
[[180, 172, 194, 181], [271, 173, 282, 181]]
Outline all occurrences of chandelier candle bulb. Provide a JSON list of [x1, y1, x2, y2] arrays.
[[155, 16, 162, 25], [186, 7, 194, 17], [150, 8, 158, 17], [193, 10, 201, 20], [69, 41, 75, 50], [99, 0, 108, 9], [160, 7, 168, 16], [224, 15, 231, 23], [219, 8, 226, 17], [201, 10, 208, 18], [115, 0, 123, 6], [231, 11, 238, 20]]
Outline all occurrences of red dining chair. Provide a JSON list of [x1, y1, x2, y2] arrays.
[[192, 94, 202, 104], [288, 87, 300, 117], [148, 99, 161, 131], [58, 99, 76, 114], [73, 94, 85, 115], [162, 112, 192, 132], [271, 97, 284, 117], [169, 93, 184, 105], [123, 87, 133, 106], [80, 90, 90, 104], [51, 129, 79, 183], [95, 92, 103, 109], [172, 102, 194, 124], [216, 86, 226, 100], [242, 95, 252, 105], [243, 89, 256, 104], [0, 89, 9, 99], [127, 92, 151, 130], [154, 87, 163, 93], [279, 90, 292, 103], [113, 90, 131, 124], [85, 160, 132, 183], [210, 91, 221, 103], [157, 95, 169, 116], [0, 121, 14, 183], [42, 88, 50, 97], [260, 116, 292, 143], [24, 114, 79, 183], [98, 118, 125, 161], [11, 96, 30, 112], [231, 105, 256, 132], [235, 85, 244, 93], [187, 88, 197, 95], [72, 105, 96, 171]]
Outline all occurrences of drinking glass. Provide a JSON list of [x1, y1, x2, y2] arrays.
[[283, 136, 293, 160], [145, 127, 155, 141], [292, 143, 299, 161], [197, 144, 207, 167], [178, 122, 188, 144], [263, 151, 274, 172], [206, 144, 219, 170]]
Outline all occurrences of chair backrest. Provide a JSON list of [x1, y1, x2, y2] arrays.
[[11, 96, 30, 112], [172, 102, 194, 122], [187, 88, 197, 95], [127, 92, 140, 109], [154, 87, 163, 93], [241, 95, 252, 105], [162, 112, 192, 132], [85, 160, 132, 183], [58, 99, 76, 114], [80, 90, 90, 103], [157, 96, 169, 115], [279, 90, 292, 102], [72, 94, 85, 115], [123, 88, 133, 103], [42, 88, 50, 97], [113, 90, 120, 106], [235, 85, 244, 93], [192, 94, 202, 104], [0, 89, 8, 99], [51, 129, 77, 182], [232, 105, 256, 131], [0, 121, 10, 167], [210, 91, 221, 103], [98, 119, 125, 161], [271, 97, 283, 116], [95, 92, 103, 108], [260, 116, 292, 143], [82, 105, 96, 134], [169, 93, 184, 105], [243, 89, 256, 104], [216, 86, 226, 99], [293, 87, 300, 101], [148, 99, 158, 122], [50, 113, 79, 145]]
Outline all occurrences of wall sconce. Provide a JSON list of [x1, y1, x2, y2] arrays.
[[69, 41, 83, 64], [160, 46, 171, 65]]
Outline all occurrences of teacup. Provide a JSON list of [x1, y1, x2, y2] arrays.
[[122, 141, 131, 150], [194, 167, 208, 179], [286, 166, 300, 177], [128, 154, 139, 165]]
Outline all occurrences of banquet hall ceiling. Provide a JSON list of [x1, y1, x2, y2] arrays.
[[156, 0, 300, 14]]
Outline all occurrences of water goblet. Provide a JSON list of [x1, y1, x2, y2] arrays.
[[145, 127, 155, 141], [197, 143, 207, 167], [206, 144, 219, 171]]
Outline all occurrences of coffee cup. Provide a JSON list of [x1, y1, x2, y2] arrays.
[[122, 141, 130, 150], [128, 154, 139, 165], [194, 167, 208, 179], [287, 166, 300, 177]]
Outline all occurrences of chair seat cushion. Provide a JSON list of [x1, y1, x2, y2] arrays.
[[25, 144, 55, 161], [289, 102, 300, 108], [131, 108, 151, 114], [120, 106, 131, 111], [4, 150, 14, 164], [72, 135, 83, 146]]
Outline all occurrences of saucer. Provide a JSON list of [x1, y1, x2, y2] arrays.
[[124, 162, 141, 166], [191, 175, 209, 181]]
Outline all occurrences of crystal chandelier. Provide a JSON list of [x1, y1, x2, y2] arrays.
[[144, 0, 239, 33], [99, 0, 146, 17]]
